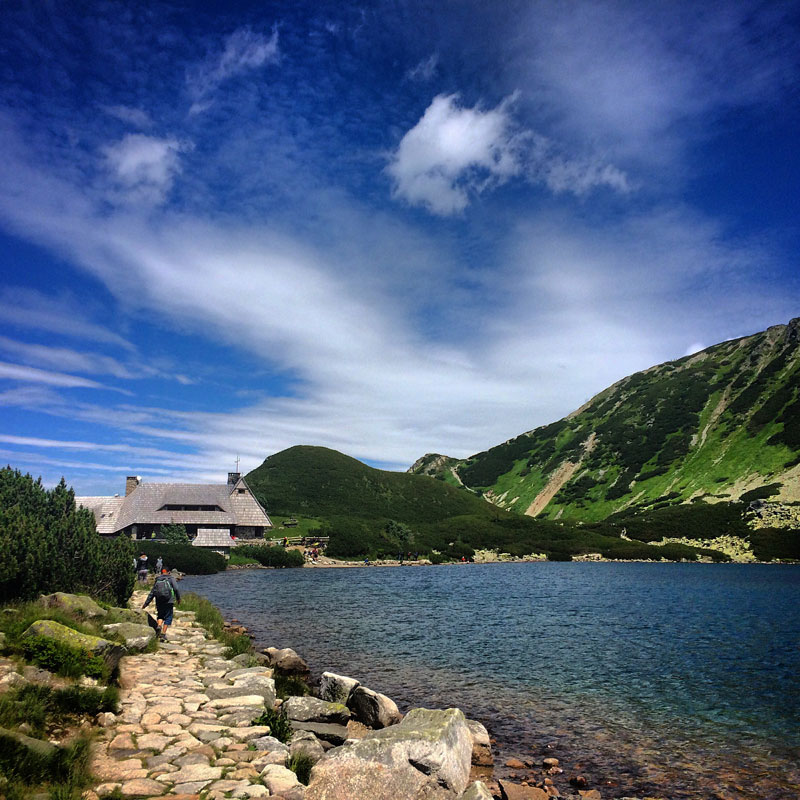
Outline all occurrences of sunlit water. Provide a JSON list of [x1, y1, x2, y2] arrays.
[[181, 563, 800, 798]]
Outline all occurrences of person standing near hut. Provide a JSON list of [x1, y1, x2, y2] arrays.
[[136, 553, 149, 582], [143, 568, 181, 641]]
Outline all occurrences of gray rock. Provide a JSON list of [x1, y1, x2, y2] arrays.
[[107, 607, 148, 624], [263, 646, 309, 674], [253, 735, 290, 753], [290, 721, 350, 746], [22, 665, 56, 684], [346, 685, 402, 729], [21, 620, 126, 671], [225, 666, 271, 681], [305, 707, 472, 800], [260, 764, 303, 796], [283, 696, 350, 725], [462, 781, 494, 800], [38, 592, 108, 619], [319, 672, 359, 705], [231, 653, 255, 666], [0, 672, 29, 689], [0, 725, 59, 762], [466, 719, 493, 767], [102, 622, 155, 652], [289, 731, 326, 765]]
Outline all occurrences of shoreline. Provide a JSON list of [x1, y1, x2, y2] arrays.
[[182, 564, 800, 800]]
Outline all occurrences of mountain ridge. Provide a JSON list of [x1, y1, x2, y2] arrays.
[[410, 317, 800, 521]]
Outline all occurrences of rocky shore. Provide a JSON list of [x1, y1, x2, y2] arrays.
[[77, 590, 661, 800]]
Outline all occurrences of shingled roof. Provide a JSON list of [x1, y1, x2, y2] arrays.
[[77, 475, 271, 535]]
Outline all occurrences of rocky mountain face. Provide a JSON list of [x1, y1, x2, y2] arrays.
[[411, 318, 800, 522]]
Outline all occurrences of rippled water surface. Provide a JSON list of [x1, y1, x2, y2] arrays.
[[181, 562, 800, 798]]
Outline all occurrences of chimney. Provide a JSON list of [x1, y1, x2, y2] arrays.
[[228, 472, 241, 486], [125, 476, 141, 496]]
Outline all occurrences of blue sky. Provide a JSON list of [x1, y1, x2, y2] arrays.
[[0, 0, 798, 494]]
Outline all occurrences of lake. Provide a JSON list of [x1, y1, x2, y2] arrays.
[[180, 562, 800, 799]]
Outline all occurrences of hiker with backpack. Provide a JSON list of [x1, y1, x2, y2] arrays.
[[143, 568, 181, 641]]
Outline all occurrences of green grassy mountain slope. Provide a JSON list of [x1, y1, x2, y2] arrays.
[[411, 318, 800, 522], [245, 446, 733, 562]]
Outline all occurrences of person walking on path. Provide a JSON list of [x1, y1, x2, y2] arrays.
[[136, 553, 149, 582], [155, 555, 163, 573], [143, 568, 181, 641]]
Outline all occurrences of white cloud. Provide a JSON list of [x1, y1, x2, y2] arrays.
[[101, 105, 153, 129], [388, 94, 630, 214], [387, 94, 523, 214], [102, 134, 191, 205], [187, 27, 280, 114]]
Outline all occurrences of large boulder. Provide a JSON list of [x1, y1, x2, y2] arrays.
[[21, 620, 126, 671], [289, 721, 350, 746], [305, 707, 472, 800], [319, 672, 359, 705], [289, 731, 326, 765], [39, 592, 107, 619], [346, 685, 402, 729], [260, 763, 303, 796], [102, 623, 155, 652], [283, 696, 350, 725], [207, 676, 276, 706], [466, 719, 493, 767], [262, 647, 310, 675], [107, 607, 149, 624]]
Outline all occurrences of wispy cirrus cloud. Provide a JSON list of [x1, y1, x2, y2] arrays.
[[187, 26, 280, 114], [0, 361, 126, 391], [406, 53, 439, 82], [0, 288, 135, 351], [100, 105, 153, 129]]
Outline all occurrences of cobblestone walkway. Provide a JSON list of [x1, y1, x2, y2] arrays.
[[86, 592, 285, 800]]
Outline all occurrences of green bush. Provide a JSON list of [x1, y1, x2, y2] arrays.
[[235, 544, 304, 568], [287, 752, 314, 785], [21, 635, 109, 681], [275, 672, 310, 700], [135, 542, 226, 574], [251, 706, 293, 743], [0, 684, 118, 736], [0, 468, 135, 605], [160, 523, 190, 545], [0, 729, 90, 786]]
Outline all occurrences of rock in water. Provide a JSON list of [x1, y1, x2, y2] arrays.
[[346, 685, 402, 729], [466, 719, 493, 767], [305, 707, 472, 800], [463, 782, 495, 800]]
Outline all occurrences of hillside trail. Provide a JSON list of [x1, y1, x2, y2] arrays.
[[86, 590, 278, 800]]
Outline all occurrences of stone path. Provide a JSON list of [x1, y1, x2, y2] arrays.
[[86, 591, 294, 800]]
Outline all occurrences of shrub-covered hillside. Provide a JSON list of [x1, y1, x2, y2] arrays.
[[411, 318, 800, 522], [245, 446, 732, 561]]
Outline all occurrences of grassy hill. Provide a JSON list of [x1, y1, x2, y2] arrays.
[[245, 446, 735, 562], [411, 318, 800, 523]]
